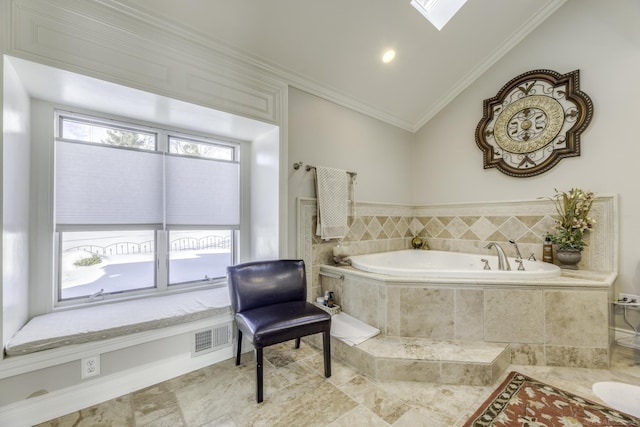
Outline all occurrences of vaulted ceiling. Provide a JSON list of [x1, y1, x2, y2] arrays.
[[115, 0, 567, 132]]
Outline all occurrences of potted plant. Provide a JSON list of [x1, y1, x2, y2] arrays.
[[546, 188, 596, 269]]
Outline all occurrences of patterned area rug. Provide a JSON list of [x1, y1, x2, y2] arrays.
[[464, 371, 640, 426]]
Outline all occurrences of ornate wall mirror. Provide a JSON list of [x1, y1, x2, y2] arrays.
[[475, 69, 593, 177]]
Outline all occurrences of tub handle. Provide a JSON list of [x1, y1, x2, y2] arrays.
[[515, 259, 525, 271], [480, 258, 491, 270]]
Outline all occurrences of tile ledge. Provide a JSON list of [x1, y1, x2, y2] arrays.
[[320, 264, 616, 288]]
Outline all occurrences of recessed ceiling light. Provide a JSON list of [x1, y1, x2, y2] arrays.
[[410, 0, 468, 31], [382, 50, 396, 63]]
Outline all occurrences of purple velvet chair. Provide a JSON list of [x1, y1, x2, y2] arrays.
[[227, 259, 331, 403]]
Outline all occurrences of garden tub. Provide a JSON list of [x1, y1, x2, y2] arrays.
[[348, 249, 561, 280]]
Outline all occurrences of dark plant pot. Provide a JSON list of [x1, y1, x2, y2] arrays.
[[556, 249, 582, 270]]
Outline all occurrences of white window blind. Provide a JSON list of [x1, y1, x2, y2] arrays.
[[55, 141, 240, 228], [165, 155, 240, 227], [55, 141, 163, 227]]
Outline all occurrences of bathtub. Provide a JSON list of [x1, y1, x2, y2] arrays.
[[349, 249, 561, 280], [320, 249, 613, 369]]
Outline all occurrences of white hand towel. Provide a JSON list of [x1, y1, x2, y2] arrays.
[[315, 166, 349, 240], [330, 312, 380, 346]]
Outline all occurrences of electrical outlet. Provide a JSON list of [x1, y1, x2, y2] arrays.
[[619, 293, 640, 304], [81, 355, 100, 379]]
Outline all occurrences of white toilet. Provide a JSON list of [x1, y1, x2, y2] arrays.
[[592, 381, 640, 418]]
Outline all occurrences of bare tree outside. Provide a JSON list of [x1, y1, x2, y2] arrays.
[[170, 137, 233, 160], [102, 129, 155, 150]]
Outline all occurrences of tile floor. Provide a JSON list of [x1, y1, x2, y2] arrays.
[[37, 342, 640, 427]]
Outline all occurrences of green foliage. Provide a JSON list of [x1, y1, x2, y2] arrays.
[[74, 254, 102, 267], [546, 188, 595, 251]]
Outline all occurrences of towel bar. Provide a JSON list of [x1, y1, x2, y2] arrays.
[[293, 162, 357, 179]]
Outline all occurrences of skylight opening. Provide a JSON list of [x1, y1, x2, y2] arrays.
[[410, 0, 468, 31]]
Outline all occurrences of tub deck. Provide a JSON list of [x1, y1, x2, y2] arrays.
[[322, 264, 616, 288]]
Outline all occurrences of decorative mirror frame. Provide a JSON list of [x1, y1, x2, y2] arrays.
[[475, 69, 593, 177]]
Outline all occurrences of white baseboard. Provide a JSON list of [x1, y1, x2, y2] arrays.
[[0, 345, 234, 427]]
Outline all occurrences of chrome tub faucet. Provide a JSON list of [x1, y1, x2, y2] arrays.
[[508, 239, 527, 270], [485, 242, 511, 271], [508, 239, 523, 260]]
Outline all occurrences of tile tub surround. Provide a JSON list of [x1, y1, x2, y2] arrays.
[[297, 197, 617, 378], [297, 196, 617, 303], [321, 265, 615, 369]]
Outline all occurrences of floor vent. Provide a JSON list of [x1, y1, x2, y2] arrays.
[[191, 323, 232, 357]]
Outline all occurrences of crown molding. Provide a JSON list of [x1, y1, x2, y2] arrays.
[[7, 0, 287, 125], [94, 0, 416, 131], [15, 0, 567, 133]]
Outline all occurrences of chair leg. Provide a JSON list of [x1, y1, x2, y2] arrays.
[[295, 337, 301, 349], [255, 347, 264, 403], [322, 329, 331, 378], [235, 329, 243, 366]]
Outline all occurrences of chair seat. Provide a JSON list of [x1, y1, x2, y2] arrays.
[[235, 301, 330, 348]]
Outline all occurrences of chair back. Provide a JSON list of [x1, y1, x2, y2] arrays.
[[227, 259, 307, 314]]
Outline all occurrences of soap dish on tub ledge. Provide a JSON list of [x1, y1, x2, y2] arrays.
[[313, 303, 341, 316]]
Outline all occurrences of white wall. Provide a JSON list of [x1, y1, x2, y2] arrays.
[[250, 127, 281, 260], [414, 0, 640, 295], [2, 57, 30, 348], [287, 88, 415, 256]]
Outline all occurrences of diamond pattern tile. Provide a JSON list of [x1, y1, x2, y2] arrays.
[[518, 215, 545, 228], [533, 216, 557, 237], [416, 216, 430, 227], [518, 231, 541, 244], [367, 217, 383, 240], [498, 217, 530, 241], [460, 229, 480, 240], [486, 216, 509, 227], [439, 216, 456, 226], [461, 216, 480, 226], [485, 230, 508, 242], [382, 218, 396, 238], [438, 229, 453, 239], [410, 217, 424, 236], [348, 218, 366, 241], [312, 211, 562, 249], [447, 217, 469, 239], [469, 217, 498, 241], [425, 218, 445, 238], [396, 217, 410, 237]]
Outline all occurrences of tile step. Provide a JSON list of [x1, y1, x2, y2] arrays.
[[329, 335, 511, 386]]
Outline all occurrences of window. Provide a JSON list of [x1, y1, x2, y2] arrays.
[[168, 230, 232, 285], [55, 112, 240, 303]]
